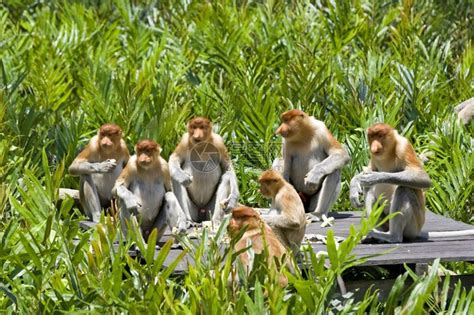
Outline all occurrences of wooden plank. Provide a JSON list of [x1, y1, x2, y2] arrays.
[[79, 209, 474, 271], [345, 275, 474, 301], [309, 239, 474, 266]]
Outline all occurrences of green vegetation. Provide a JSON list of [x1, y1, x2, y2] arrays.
[[0, 0, 472, 312]]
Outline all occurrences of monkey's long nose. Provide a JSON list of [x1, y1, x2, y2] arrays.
[[275, 126, 288, 137], [193, 131, 205, 142], [371, 142, 382, 154], [101, 139, 113, 148]]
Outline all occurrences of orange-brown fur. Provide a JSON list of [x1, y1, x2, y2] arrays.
[[114, 139, 173, 241], [228, 206, 288, 286], [258, 170, 306, 252], [170, 117, 239, 223], [367, 123, 426, 227], [274, 110, 349, 217], [69, 124, 129, 222], [117, 140, 170, 190], [72, 124, 129, 164]]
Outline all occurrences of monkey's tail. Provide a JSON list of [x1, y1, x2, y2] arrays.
[[422, 229, 474, 239]]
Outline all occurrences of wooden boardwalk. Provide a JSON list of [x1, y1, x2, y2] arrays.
[[306, 211, 474, 266], [81, 211, 474, 271]]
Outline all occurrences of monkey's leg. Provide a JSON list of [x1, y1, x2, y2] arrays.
[[171, 179, 199, 223], [79, 175, 102, 222], [366, 186, 420, 243], [307, 170, 341, 220], [150, 205, 168, 242], [117, 196, 147, 245], [117, 198, 135, 241], [161, 192, 187, 234], [210, 173, 233, 225], [364, 186, 376, 217]]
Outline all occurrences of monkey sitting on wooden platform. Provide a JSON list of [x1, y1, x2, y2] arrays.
[[113, 140, 187, 242]]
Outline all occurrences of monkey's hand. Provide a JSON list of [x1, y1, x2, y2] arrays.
[[124, 196, 142, 211], [220, 194, 239, 213], [95, 159, 117, 173], [349, 176, 364, 208], [304, 167, 326, 192], [357, 171, 384, 187], [173, 169, 193, 186], [116, 185, 142, 210]]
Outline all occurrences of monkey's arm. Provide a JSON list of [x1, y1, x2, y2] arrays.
[[163, 191, 187, 232], [113, 169, 141, 210], [69, 158, 117, 175], [120, 141, 130, 166], [281, 144, 291, 181], [350, 166, 375, 208], [357, 169, 432, 189], [169, 150, 193, 186], [349, 174, 365, 208], [313, 149, 350, 174], [225, 166, 240, 210], [161, 158, 172, 192], [454, 97, 473, 113], [219, 150, 239, 211], [260, 213, 301, 230], [305, 126, 350, 188]]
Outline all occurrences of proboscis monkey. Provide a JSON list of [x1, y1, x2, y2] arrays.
[[273, 109, 350, 221], [349, 123, 432, 243], [258, 170, 306, 253], [169, 117, 239, 225], [113, 140, 187, 242], [228, 206, 289, 286], [454, 97, 474, 125], [69, 124, 129, 222]]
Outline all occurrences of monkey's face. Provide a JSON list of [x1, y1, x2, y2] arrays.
[[227, 217, 241, 236], [99, 133, 121, 152], [258, 170, 283, 198], [188, 118, 212, 144], [368, 124, 394, 158], [228, 206, 261, 236], [228, 216, 259, 237], [137, 150, 157, 169], [276, 111, 306, 139], [98, 124, 122, 152], [135, 140, 160, 169], [259, 180, 276, 198]]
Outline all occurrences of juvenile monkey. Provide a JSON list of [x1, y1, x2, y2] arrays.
[[113, 140, 187, 242], [69, 124, 129, 222], [258, 170, 306, 253], [227, 206, 289, 286], [350, 123, 432, 243], [169, 117, 239, 225], [274, 109, 350, 221]]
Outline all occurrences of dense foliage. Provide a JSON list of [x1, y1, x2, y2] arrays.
[[0, 0, 472, 312]]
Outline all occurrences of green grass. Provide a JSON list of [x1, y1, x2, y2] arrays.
[[0, 0, 473, 312]]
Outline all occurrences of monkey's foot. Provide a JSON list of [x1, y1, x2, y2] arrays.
[[304, 233, 345, 244], [170, 243, 182, 249], [306, 213, 323, 223], [361, 231, 393, 244]]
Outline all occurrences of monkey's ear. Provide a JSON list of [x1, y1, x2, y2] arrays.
[[158, 146, 163, 154]]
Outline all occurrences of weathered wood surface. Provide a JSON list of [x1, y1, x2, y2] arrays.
[[346, 274, 474, 301], [305, 211, 474, 266], [80, 211, 474, 271]]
